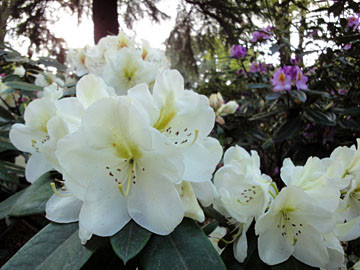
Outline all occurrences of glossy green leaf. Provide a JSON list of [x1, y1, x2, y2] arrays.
[[0, 135, 17, 151], [9, 173, 53, 217], [110, 220, 152, 264], [303, 109, 336, 126], [289, 90, 307, 103], [2, 223, 105, 270], [0, 165, 19, 183], [265, 92, 281, 101], [247, 83, 272, 89], [38, 57, 68, 71], [0, 105, 15, 120], [273, 117, 302, 142], [5, 81, 43, 91], [140, 218, 226, 270], [0, 189, 26, 220]]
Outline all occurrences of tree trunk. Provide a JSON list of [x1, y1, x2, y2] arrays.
[[92, 0, 119, 44]]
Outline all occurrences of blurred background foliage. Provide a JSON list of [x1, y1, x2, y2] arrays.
[[0, 0, 360, 268]]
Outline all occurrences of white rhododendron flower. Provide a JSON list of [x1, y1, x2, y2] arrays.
[[9, 98, 63, 182], [43, 83, 63, 101], [34, 72, 64, 88], [52, 97, 185, 242], [255, 186, 335, 268], [67, 46, 89, 77], [280, 157, 340, 212], [341, 175, 360, 221], [213, 145, 273, 263], [13, 65, 26, 77], [214, 151, 272, 223], [128, 69, 222, 183], [141, 40, 170, 70], [102, 47, 157, 95]]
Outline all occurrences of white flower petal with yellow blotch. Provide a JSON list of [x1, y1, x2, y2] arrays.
[[56, 96, 185, 238], [128, 70, 221, 183], [255, 186, 335, 268], [176, 181, 205, 222], [280, 157, 340, 213]]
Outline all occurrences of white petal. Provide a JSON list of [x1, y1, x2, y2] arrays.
[[82, 97, 151, 150], [191, 181, 217, 207], [25, 153, 53, 183], [182, 137, 222, 182], [55, 97, 84, 133], [24, 98, 56, 130], [139, 129, 184, 184], [178, 181, 204, 222], [46, 194, 82, 223], [9, 124, 37, 153], [233, 221, 251, 263], [76, 74, 113, 109], [336, 216, 360, 241], [293, 225, 329, 268], [153, 70, 184, 107], [128, 83, 159, 125], [79, 177, 130, 237], [127, 174, 184, 235], [79, 223, 93, 245], [56, 131, 120, 200], [257, 224, 294, 265]]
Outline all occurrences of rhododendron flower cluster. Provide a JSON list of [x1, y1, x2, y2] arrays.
[[347, 16, 360, 30], [211, 140, 360, 268], [249, 62, 268, 73], [250, 26, 274, 42], [66, 32, 169, 95], [229, 45, 247, 59], [10, 66, 222, 244], [271, 65, 308, 92]]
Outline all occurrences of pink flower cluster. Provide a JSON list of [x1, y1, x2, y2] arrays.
[[347, 16, 360, 29], [271, 66, 308, 92], [251, 26, 274, 42], [229, 45, 247, 59], [249, 62, 268, 73]]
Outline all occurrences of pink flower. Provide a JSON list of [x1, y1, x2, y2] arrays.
[[249, 62, 267, 73], [337, 89, 348, 95], [347, 16, 359, 29], [295, 66, 308, 90], [230, 45, 247, 59], [344, 43, 352, 50], [0, 73, 5, 78], [271, 68, 292, 92], [250, 27, 272, 42]]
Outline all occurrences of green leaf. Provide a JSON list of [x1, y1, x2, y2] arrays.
[[247, 83, 272, 89], [0, 165, 19, 183], [265, 92, 281, 101], [9, 173, 53, 217], [0, 189, 26, 220], [289, 90, 307, 103], [271, 256, 317, 270], [0, 135, 17, 151], [140, 218, 226, 270], [38, 57, 67, 71], [273, 117, 302, 142], [2, 223, 105, 270], [0, 105, 15, 120], [110, 220, 152, 264], [303, 109, 336, 126], [5, 81, 43, 91]]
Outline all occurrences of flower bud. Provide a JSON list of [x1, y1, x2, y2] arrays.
[[209, 92, 224, 111], [218, 101, 239, 116]]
